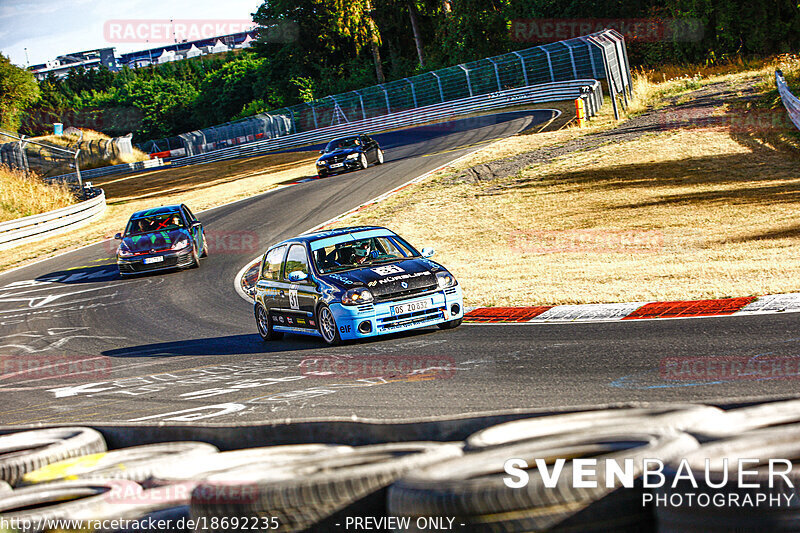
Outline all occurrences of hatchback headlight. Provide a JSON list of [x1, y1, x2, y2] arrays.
[[118, 244, 134, 258], [346, 153, 359, 160], [342, 287, 374, 305], [171, 238, 191, 251], [316, 160, 325, 166], [436, 271, 456, 289]]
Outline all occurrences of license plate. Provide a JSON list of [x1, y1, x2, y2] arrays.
[[330, 163, 344, 168], [391, 300, 429, 315], [143, 256, 164, 264]]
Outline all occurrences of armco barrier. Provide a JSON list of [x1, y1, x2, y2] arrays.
[[43, 158, 165, 184], [169, 80, 603, 168], [776, 69, 800, 132], [0, 189, 106, 251]]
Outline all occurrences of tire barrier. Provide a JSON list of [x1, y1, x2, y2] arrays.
[[389, 430, 698, 532], [0, 427, 106, 486], [190, 442, 464, 532], [1, 400, 800, 532], [19, 442, 219, 486], [657, 424, 800, 532], [149, 444, 353, 487], [465, 404, 724, 449]]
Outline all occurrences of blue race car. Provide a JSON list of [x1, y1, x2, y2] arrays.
[[253, 226, 463, 345]]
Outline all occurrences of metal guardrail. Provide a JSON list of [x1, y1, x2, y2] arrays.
[[170, 80, 603, 168], [140, 29, 628, 157], [44, 158, 165, 184], [776, 70, 800, 132], [0, 189, 106, 251]]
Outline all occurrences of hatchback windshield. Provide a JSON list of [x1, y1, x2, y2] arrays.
[[313, 236, 418, 273], [324, 137, 360, 152], [125, 213, 184, 235]]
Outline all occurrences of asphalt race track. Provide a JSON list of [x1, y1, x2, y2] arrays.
[[1, 109, 799, 426]]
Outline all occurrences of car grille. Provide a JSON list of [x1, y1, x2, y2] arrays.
[[378, 307, 444, 331], [444, 287, 458, 296], [328, 155, 346, 164], [120, 255, 184, 273], [374, 285, 438, 303], [357, 303, 374, 313]]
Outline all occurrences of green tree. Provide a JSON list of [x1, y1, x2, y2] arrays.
[[193, 55, 265, 125], [0, 54, 40, 132], [115, 76, 198, 140]]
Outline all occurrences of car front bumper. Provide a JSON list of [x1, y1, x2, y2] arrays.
[[117, 247, 194, 275], [330, 285, 464, 341], [317, 158, 361, 174]]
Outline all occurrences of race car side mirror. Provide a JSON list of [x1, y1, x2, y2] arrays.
[[114, 233, 122, 240], [421, 247, 435, 258], [319, 150, 325, 154], [288, 270, 308, 282]]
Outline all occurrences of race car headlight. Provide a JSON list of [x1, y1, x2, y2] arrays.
[[342, 287, 374, 305], [118, 244, 134, 258], [346, 153, 359, 160], [436, 271, 456, 289], [316, 160, 326, 166], [170, 238, 191, 251]]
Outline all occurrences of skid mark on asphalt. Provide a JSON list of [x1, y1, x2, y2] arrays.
[[0, 327, 125, 354]]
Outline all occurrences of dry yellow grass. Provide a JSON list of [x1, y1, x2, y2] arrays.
[[0, 151, 318, 272], [338, 60, 800, 306], [628, 54, 800, 114], [0, 166, 76, 223], [342, 128, 800, 306]]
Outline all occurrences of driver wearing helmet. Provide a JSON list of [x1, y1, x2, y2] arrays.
[[353, 240, 375, 264]]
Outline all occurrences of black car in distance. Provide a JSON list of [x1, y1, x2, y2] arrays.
[[316, 134, 385, 177]]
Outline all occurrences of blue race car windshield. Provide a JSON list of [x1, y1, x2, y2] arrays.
[[313, 236, 418, 274], [125, 213, 184, 236]]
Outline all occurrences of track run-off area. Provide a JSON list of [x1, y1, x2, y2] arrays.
[[1, 109, 799, 427]]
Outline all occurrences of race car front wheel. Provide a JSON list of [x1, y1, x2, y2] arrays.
[[359, 153, 368, 170], [438, 318, 463, 330], [317, 304, 342, 346], [255, 304, 283, 341]]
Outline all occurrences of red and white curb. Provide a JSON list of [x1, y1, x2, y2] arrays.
[[464, 294, 800, 323]]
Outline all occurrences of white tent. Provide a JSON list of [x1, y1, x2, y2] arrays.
[[158, 50, 177, 64], [185, 44, 202, 58], [239, 34, 254, 48], [210, 40, 229, 54]]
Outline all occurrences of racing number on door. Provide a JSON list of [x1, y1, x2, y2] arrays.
[[288, 287, 299, 310]]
